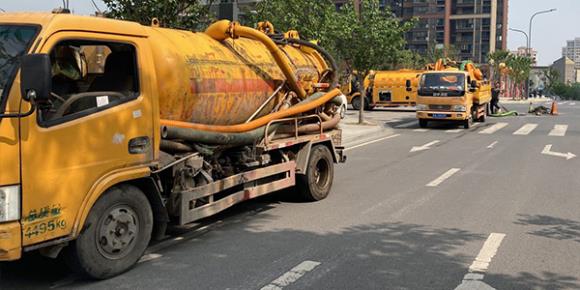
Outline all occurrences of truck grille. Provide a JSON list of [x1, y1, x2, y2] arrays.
[[429, 104, 451, 110]]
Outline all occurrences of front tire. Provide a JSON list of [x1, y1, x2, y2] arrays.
[[64, 184, 153, 279], [297, 145, 334, 201], [463, 118, 472, 129]]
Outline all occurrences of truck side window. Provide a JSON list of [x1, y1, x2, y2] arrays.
[[40, 40, 139, 124]]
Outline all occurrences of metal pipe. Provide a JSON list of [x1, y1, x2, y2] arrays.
[[245, 81, 286, 123], [205, 20, 307, 99], [278, 113, 341, 134], [160, 140, 194, 153], [159, 88, 342, 133]]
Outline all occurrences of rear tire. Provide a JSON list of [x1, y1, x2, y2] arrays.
[[64, 184, 153, 279], [297, 145, 334, 201], [419, 119, 428, 128]]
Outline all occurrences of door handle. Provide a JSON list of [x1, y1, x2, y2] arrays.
[[128, 136, 150, 154]]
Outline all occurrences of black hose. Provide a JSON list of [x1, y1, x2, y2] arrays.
[[277, 38, 339, 89]]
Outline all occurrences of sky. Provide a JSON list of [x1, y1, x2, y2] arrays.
[[0, 0, 578, 66]]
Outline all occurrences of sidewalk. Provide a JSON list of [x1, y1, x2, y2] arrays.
[[340, 113, 396, 148]]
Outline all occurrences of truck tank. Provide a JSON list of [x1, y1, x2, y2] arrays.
[[147, 24, 329, 126]]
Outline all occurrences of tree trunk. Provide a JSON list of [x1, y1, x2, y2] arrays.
[[358, 71, 366, 124]]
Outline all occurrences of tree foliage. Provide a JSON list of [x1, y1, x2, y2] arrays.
[[488, 50, 511, 82], [247, 0, 418, 73], [102, 0, 216, 30], [544, 67, 560, 95]]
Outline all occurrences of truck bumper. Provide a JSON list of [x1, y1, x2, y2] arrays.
[[417, 111, 468, 121], [0, 221, 22, 261]]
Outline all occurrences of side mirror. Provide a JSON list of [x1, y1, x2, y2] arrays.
[[20, 54, 52, 106]]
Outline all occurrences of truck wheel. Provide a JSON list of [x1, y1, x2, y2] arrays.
[[419, 119, 428, 128], [463, 119, 472, 129], [64, 184, 153, 279], [297, 145, 334, 201], [351, 96, 362, 111], [479, 107, 487, 122]]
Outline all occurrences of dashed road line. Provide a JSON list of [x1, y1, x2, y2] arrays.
[[261, 261, 321, 290], [454, 233, 506, 290], [479, 122, 508, 134], [570, 102, 576, 106], [345, 134, 400, 152], [413, 128, 429, 132], [446, 129, 462, 133], [513, 123, 538, 135], [549, 124, 568, 136], [426, 168, 461, 187]]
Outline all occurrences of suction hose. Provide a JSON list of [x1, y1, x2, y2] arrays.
[[160, 88, 342, 133], [205, 20, 306, 99], [283, 38, 339, 89], [162, 91, 343, 144]]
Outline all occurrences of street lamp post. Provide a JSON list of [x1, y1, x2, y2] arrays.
[[526, 9, 556, 99], [509, 28, 529, 53]]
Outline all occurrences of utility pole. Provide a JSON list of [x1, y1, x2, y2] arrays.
[[354, 0, 365, 125], [527, 9, 556, 99]]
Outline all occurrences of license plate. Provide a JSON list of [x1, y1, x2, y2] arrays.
[[433, 113, 447, 118]]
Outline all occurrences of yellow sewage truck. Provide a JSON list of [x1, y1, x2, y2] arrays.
[[347, 70, 422, 110], [416, 62, 491, 129], [0, 13, 345, 278]]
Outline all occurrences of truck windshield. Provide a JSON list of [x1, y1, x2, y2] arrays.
[[0, 25, 38, 110], [419, 73, 466, 97]]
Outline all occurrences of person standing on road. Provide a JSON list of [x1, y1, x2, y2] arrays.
[[491, 82, 501, 114]]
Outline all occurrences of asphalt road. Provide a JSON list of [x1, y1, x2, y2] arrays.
[[2, 100, 580, 290]]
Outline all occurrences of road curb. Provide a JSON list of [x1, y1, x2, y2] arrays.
[[342, 125, 395, 148]]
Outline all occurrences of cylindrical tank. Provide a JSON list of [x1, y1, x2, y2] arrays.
[[147, 27, 328, 125]]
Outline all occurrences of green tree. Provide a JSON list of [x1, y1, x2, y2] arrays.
[[425, 42, 459, 64], [506, 55, 532, 99], [544, 67, 560, 96], [102, 0, 217, 30], [334, 0, 417, 123], [488, 50, 512, 82]]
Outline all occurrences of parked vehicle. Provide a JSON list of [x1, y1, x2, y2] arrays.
[[0, 14, 345, 279]]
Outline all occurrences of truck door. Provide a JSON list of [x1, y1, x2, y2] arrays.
[[19, 32, 155, 246]]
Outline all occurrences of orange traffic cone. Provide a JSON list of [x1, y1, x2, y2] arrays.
[[550, 101, 559, 115]]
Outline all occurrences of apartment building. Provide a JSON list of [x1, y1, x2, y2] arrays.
[[562, 38, 580, 69]]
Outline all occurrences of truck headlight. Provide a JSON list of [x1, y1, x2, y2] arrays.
[[0, 185, 20, 222], [416, 104, 428, 111], [452, 105, 467, 112]]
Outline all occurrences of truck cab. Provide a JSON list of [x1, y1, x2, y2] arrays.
[[416, 70, 489, 129], [347, 70, 421, 111]]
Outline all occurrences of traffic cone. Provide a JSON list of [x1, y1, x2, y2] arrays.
[[550, 100, 559, 115]]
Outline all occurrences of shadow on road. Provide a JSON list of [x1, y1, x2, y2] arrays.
[[515, 214, 580, 243], [2, 205, 580, 289]]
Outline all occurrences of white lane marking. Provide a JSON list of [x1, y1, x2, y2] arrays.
[[426, 168, 460, 187], [548, 124, 568, 136], [479, 122, 508, 134], [471, 122, 481, 127], [446, 129, 462, 133], [558, 102, 565, 105], [541, 144, 576, 160], [487, 141, 498, 149], [385, 119, 402, 123], [396, 121, 417, 128], [570, 102, 576, 106], [410, 140, 440, 152], [345, 134, 400, 152], [138, 253, 163, 263], [454, 233, 506, 290], [513, 123, 538, 135], [468, 233, 506, 273], [413, 128, 429, 132], [261, 261, 321, 290]]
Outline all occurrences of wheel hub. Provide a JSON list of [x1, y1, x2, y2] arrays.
[[96, 205, 139, 260]]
